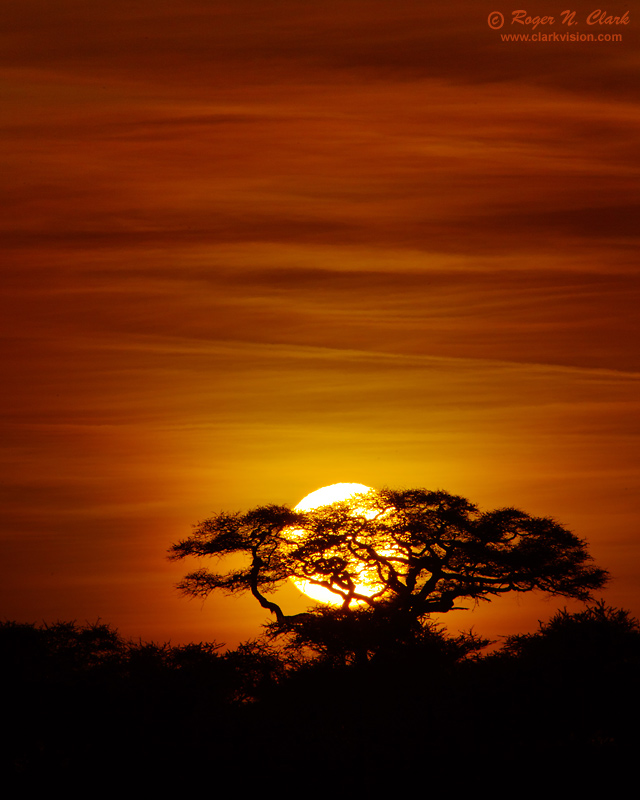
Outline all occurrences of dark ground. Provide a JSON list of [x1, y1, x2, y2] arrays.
[[3, 604, 638, 787]]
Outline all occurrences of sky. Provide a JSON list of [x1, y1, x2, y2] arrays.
[[1, 1, 639, 647]]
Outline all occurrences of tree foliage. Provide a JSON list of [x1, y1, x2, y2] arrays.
[[169, 488, 608, 649], [499, 600, 640, 665], [261, 604, 490, 668]]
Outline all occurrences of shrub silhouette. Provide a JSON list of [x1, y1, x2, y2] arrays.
[[2, 605, 638, 780]]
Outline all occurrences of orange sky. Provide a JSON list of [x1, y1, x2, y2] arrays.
[[1, 1, 638, 646]]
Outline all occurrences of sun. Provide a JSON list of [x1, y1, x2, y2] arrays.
[[288, 482, 382, 606], [294, 483, 373, 513]]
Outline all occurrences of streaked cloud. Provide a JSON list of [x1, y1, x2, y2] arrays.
[[1, 1, 638, 644]]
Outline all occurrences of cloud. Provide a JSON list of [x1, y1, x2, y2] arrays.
[[1, 1, 638, 640]]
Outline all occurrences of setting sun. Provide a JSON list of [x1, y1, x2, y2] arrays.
[[293, 483, 374, 513], [288, 483, 390, 605]]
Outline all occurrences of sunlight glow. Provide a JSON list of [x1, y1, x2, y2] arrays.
[[288, 483, 386, 606]]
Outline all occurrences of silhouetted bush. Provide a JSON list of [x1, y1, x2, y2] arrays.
[[2, 604, 639, 781]]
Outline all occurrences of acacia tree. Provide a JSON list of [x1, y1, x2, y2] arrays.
[[169, 489, 607, 659]]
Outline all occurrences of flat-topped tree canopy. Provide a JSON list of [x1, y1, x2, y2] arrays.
[[169, 488, 608, 629]]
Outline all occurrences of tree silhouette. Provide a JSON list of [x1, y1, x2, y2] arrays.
[[499, 600, 640, 666], [479, 602, 640, 759], [169, 488, 608, 659]]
